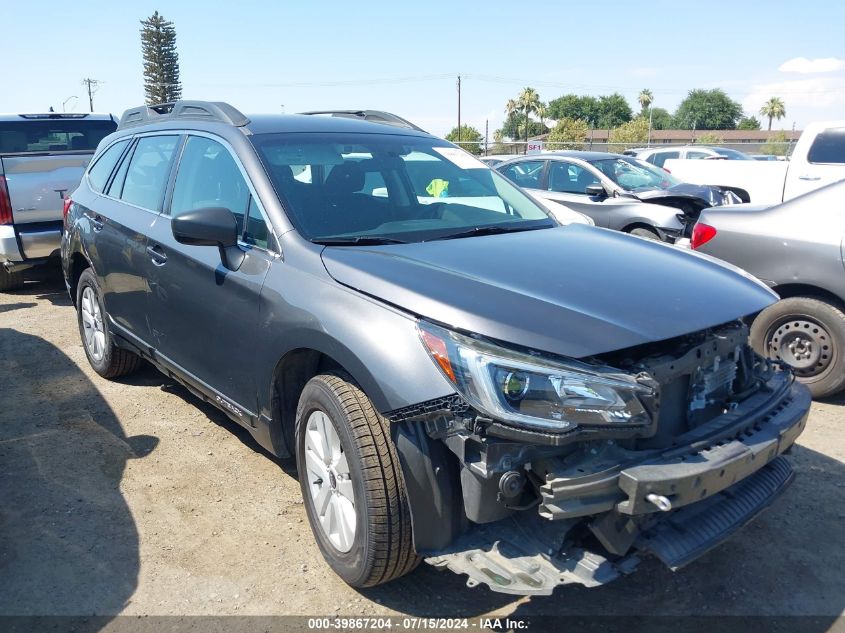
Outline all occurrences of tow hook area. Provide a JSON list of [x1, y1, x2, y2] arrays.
[[425, 457, 795, 596]]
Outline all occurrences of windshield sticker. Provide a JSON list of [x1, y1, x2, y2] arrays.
[[433, 146, 488, 170]]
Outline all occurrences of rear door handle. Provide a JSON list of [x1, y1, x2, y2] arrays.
[[146, 244, 167, 266], [798, 175, 821, 181]]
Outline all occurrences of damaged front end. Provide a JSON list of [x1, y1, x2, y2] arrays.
[[635, 184, 742, 238], [392, 321, 810, 595]]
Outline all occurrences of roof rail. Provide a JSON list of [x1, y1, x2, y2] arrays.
[[118, 100, 250, 130], [300, 110, 426, 133]]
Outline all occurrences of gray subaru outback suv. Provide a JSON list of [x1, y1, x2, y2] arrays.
[[62, 101, 810, 595]]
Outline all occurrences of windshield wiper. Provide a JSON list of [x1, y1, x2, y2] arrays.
[[435, 224, 549, 241], [313, 236, 408, 246]]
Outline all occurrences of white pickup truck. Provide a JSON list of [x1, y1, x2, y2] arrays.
[[0, 112, 116, 290], [664, 121, 845, 204]]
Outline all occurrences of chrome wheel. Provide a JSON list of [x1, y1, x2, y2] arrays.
[[303, 410, 356, 553], [766, 317, 833, 377], [80, 286, 106, 362]]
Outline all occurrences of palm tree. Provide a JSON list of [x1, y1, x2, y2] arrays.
[[537, 102, 548, 129], [639, 89, 654, 146], [516, 87, 541, 153], [638, 88, 653, 114], [759, 97, 786, 131]]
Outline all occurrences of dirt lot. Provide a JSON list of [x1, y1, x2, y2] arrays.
[[1, 267, 844, 627]]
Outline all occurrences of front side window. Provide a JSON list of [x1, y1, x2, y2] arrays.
[[118, 135, 179, 211], [808, 129, 845, 164], [548, 161, 598, 194], [686, 151, 711, 160], [87, 139, 129, 193], [171, 136, 250, 222], [171, 136, 273, 250], [251, 133, 552, 243], [590, 157, 680, 192]]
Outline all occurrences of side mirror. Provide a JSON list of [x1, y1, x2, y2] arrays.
[[172, 206, 244, 270], [585, 183, 606, 198]]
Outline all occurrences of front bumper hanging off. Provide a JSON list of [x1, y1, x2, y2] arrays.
[[426, 377, 811, 596]]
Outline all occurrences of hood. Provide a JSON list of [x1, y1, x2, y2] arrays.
[[635, 183, 741, 213], [320, 225, 777, 359]]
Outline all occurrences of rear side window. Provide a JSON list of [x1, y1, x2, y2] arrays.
[[808, 129, 845, 164], [117, 135, 179, 211], [499, 160, 545, 189], [650, 151, 679, 167], [0, 118, 116, 153], [87, 140, 129, 193]]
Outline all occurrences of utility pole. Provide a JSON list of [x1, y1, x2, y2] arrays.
[[81, 78, 101, 112], [484, 119, 489, 156], [457, 75, 461, 143]]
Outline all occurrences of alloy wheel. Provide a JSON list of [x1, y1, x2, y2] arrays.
[[80, 286, 106, 362], [303, 410, 356, 552]]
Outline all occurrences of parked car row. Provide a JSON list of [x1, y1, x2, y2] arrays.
[[58, 100, 810, 597], [494, 151, 740, 242]]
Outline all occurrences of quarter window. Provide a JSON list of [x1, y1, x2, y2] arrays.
[[117, 135, 179, 211], [87, 139, 129, 193], [808, 129, 845, 164]]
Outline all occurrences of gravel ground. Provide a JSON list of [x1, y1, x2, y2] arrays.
[[1, 267, 843, 629]]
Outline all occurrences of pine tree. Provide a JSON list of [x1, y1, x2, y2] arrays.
[[140, 11, 182, 105]]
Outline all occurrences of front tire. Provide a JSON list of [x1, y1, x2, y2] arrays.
[[76, 268, 142, 379], [295, 372, 419, 587], [750, 297, 845, 398]]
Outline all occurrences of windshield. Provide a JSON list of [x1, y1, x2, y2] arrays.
[[589, 156, 681, 192], [251, 133, 554, 243]]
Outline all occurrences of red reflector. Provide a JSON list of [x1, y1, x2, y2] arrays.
[[0, 176, 13, 225], [62, 196, 73, 219], [691, 223, 717, 249]]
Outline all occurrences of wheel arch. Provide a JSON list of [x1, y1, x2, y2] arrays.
[[770, 283, 845, 312], [263, 341, 393, 459]]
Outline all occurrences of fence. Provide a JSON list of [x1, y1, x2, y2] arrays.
[[450, 140, 795, 158]]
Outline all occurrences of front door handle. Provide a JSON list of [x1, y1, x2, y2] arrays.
[[90, 215, 104, 231], [798, 174, 821, 181], [146, 244, 167, 266]]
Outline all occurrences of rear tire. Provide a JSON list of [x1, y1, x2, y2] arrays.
[[750, 297, 845, 398], [629, 227, 660, 241], [295, 372, 419, 587], [76, 268, 142, 379], [0, 268, 24, 291]]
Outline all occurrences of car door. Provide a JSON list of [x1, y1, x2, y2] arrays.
[[93, 134, 180, 344], [143, 133, 276, 417], [539, 160, 620, 226], [784, 127, 845, 200]]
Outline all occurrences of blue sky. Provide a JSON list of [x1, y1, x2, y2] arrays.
[[3, 0, 843, 136]]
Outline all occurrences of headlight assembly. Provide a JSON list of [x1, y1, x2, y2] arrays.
[[418, 321, 653, 432]]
